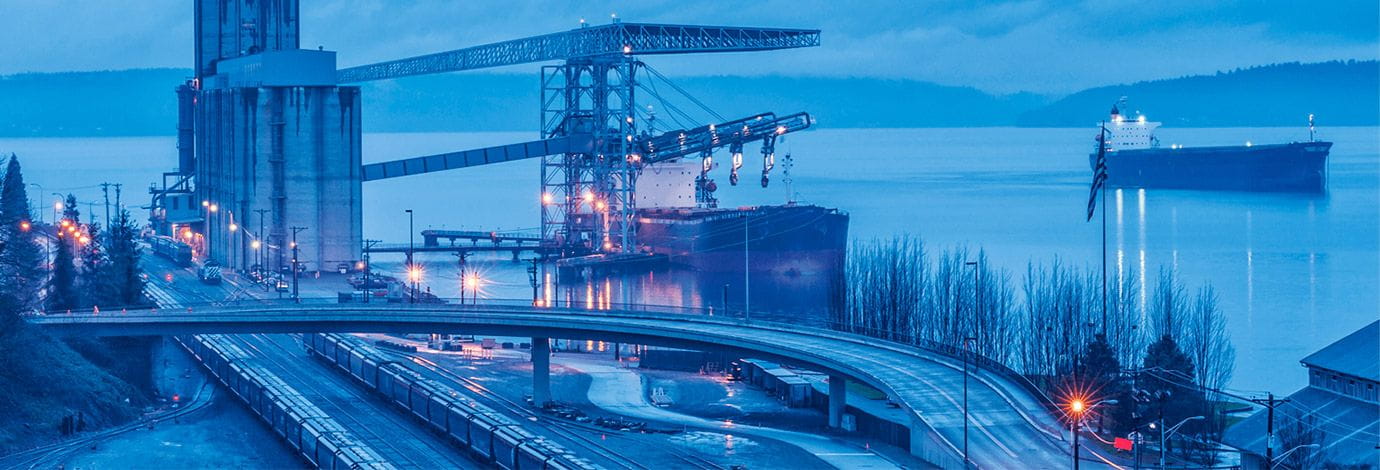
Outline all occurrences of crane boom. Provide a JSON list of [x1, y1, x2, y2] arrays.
[[637, 112, 812, 164], [360, 112, 812, 181], [337, 23, 820, 83]]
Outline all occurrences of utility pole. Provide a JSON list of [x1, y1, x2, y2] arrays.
[[1251, 393, 1290, 468], [362, 239, 381, 303], [99, 182, 111, 229], [113, 183, 122, 216], [527, 257, 540, 306], [290, 226, 307, 303]]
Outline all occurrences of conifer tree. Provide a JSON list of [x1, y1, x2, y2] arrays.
[[45, 194, 81, 311], [0, 154, 45, 311], [97, 210, 145, 307]]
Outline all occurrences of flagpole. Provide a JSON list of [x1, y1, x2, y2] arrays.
[[1100, 122, 1108, 339]]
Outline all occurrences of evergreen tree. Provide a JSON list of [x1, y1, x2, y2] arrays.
[[45, 194, 81, 312], [1139, 334, 1206, 444], [0, 154, 46, 312], [96, 210, 145, 308], [46, 228, 79, 312], [1080, 335, 1137, 435], [77, 222, 105, 309]]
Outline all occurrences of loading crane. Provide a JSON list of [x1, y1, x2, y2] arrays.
[[344, 21, 820, 256]]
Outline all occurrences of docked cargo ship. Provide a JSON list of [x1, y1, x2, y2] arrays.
[[629, 160, 849, 275], [1091, 102, 1331, 192], [637, 204, 849, 275]]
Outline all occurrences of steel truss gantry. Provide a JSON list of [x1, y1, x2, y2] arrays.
[[540, 57, 637, 256], [340, 21, 820, 256]]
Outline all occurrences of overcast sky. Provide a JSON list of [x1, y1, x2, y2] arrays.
[[0, 0, 1375, 94]]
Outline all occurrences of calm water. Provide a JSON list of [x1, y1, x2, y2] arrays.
[[3, 126, 1376, 394]]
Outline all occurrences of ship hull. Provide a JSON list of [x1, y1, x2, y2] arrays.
[[1093, 141, 1331, 192], [636, 205, 849, 275]]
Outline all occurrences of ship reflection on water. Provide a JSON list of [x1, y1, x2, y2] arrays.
[[547, 266, 839, 329], [373, 253, 840, 330]]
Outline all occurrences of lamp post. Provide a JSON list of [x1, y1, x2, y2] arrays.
[[965, 260, 979, 356], [289, 226, 306, 303], [406, 209, 415, 304], [961, 336, 977, 466], [253, 208, 269, 274], [1156, 415, 1204, 468], [1069, 399, 1117, 470], [742, 213, 749, 320], [1270, 444, 1319, 469]]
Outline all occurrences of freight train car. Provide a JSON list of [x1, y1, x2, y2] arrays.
[[150, 235, 193, 267], [178, 335, 395, 470], [304, 333, 601, 469]]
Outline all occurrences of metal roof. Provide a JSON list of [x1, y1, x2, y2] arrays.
[[1223, 386, 1378, 466], [1301, 320, 1379, 382]]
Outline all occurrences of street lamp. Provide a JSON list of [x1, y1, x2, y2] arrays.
[[1068, 398, 1117, 470], [405, 209, 415, 304], [465, 273, 481, 304], [965, 260, 979, 355], [1154, 415, 1204, 468], [961, 336, 977, 466], [1270, 444, 1319, 469]]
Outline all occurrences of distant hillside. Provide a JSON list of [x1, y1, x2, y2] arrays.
[[0, 68, 189, 137], [0, 69, 1045, 136], [1020, 61, 1379, 127], [0, 60, 1373, 136]]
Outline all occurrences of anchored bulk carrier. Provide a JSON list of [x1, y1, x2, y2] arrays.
[[1092, 100, 1331, 192]]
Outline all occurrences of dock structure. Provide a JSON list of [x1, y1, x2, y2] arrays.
[[420, 230, 541, 248]]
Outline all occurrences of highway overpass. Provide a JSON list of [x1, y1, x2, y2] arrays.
[[27, 303, 1085, 469]]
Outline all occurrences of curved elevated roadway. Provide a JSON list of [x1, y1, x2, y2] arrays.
[[28, 303, 1090, 469]]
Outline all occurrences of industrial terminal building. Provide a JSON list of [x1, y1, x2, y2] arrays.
[[158, 0, 362, 273]]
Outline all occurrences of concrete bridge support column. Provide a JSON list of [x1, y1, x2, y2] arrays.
[[828, 375, 847, 428], [532, 337, 551, 408]]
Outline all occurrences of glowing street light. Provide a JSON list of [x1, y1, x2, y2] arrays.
[[251, 240, 262, 250], [201, 200, 209, 208], [19, 221, 30, 231], [228, 223, 238, 232], [208, 204, 218, 213], [408, 266, 423, 283], [541, 192, 554, 205]]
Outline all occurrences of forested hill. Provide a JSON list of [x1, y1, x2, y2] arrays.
[[0, 60, 1374, 136], [1019, 61, 1379, 127]]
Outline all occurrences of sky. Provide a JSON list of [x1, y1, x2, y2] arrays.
[[0, 0, 1375, 94]]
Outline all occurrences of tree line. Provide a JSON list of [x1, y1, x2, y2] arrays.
[[0, 153, 147, 321], [831, 235, 1237, 463]]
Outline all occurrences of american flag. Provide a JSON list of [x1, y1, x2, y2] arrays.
[[1087, 123, 1108, 222]]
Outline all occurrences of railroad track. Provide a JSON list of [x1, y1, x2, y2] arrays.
[[1, 379, 216, 470], [234, 333, 476, 470], [390, 349, 721, 470]]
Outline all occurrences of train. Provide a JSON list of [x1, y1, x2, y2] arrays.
[[150, 235, 193, 267], [305, 333, 600, 470], [179, 334, 395, 470]]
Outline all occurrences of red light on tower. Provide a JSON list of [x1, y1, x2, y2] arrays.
[[172, 394, 180, 402]]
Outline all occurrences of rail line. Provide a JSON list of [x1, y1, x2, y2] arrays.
[[388, 348, 720, 470], [2, 380, 216, 470], [233, 333, 477, 469]]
